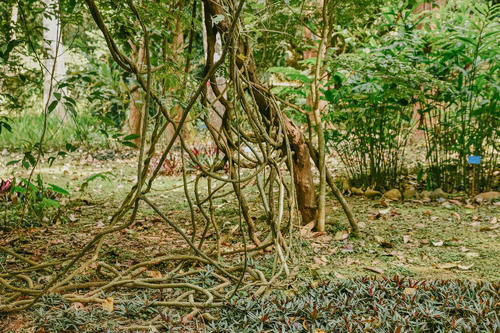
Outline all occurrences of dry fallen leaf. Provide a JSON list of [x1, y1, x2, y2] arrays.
[[146, 270, 163, 279], [364, 266, 384, 274], [430, 216, 438, 222], [313, 256, 328, 266], [451, 212, 461, 220], [403, 287, 416, 295], [300, 222, 315, 238], [379, 208, 390, 215], [315, 329, 327, 333], [480, 224, 499, 231], [102, 297, 114, 312], [458, 264, 474, 270], [432, 240, 444, 247], [72, 302, 85, 310], [403, 235, 410, 244], [334, 230, 349, 241], [435, 263, 457, 270], [491, 217, 498, 224], [334, 271, 345, 279], [380, 241, 393, 249]]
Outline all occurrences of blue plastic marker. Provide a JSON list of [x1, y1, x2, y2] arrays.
[[468, 156, 481, 165], [468, 156, 481, 195]]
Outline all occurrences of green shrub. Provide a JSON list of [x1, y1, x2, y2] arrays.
[[418, 1, 500, 192], [323, 8, 435, 190]]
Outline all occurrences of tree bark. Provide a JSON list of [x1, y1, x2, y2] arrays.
[[128, 38, 145, 148], [43, 0, 66, 119], [201, 2, 226, 135], [203, 0, 318, 225]]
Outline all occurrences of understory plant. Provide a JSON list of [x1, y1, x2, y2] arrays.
[[323, 11, 434, 190], [0, 174, 69, 230], [418, 1, 500, 192], [210, 277, 500, 332]]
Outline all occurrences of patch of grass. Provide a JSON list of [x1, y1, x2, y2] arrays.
[[0, 112, 109, 152]]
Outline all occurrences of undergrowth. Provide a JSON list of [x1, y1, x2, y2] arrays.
[[0, 112, 110, 152], [210, 277, 500, 332]]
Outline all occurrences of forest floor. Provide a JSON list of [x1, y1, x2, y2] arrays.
[[0, 150, 499, 331]]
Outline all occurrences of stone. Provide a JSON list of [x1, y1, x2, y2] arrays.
[[383, 189, 402, 201], [420, 190, 432, 199], [430, 188, 448, 200], [365, 188, 382, 199], [475, 191, 500, 203], [403, 185, 418, 200], [351, 187, 364, 196]]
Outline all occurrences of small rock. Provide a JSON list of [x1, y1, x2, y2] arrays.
[[475, 191, 500, 203], [420, 190, 432, 200], [403, 185, 418, 200], [351, 187, 364, 196], [383, 189, 402, 201], [430, 188, 448, 200], [365, 188, 382, 199]]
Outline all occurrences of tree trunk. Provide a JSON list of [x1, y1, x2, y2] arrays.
[[203, 0, 318, 225], [11, 4, 18, 40], [307, 0, 330, 232], [201, 2, 226, 136], [127, 38, 145, 148], [43, 0, 66, 119]]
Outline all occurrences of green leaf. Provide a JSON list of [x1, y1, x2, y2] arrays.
[[42, 198, 60, 208], [123, 134, 140, 141], [48, 184, 70, 196], [48, 156, 56, 166], [6, 159, 20, 166], [86, 172, 112, 183], [13, 186, 26, 194], [48, 100, 59, 113], [121, 141, 138, 148], [63, 96, 77, 105]]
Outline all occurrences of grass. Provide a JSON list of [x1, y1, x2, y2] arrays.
[[0, 112, 110, 152]]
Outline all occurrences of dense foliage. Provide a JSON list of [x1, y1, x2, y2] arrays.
[[212, 277, 500, 332]]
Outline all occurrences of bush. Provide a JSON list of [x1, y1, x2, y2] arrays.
[[324, 17, 434, 190], [418, 1, 500, 192]]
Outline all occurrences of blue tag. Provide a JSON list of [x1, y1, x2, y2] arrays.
[[468, 156, 481, 165]]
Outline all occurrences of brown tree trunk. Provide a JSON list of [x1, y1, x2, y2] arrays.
[[128, 38, 145, 148], [284, 117, 318, 224], [203, 0, 318, 225]]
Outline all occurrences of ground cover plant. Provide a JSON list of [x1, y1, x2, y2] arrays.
[[0, 0, 499, 332]]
